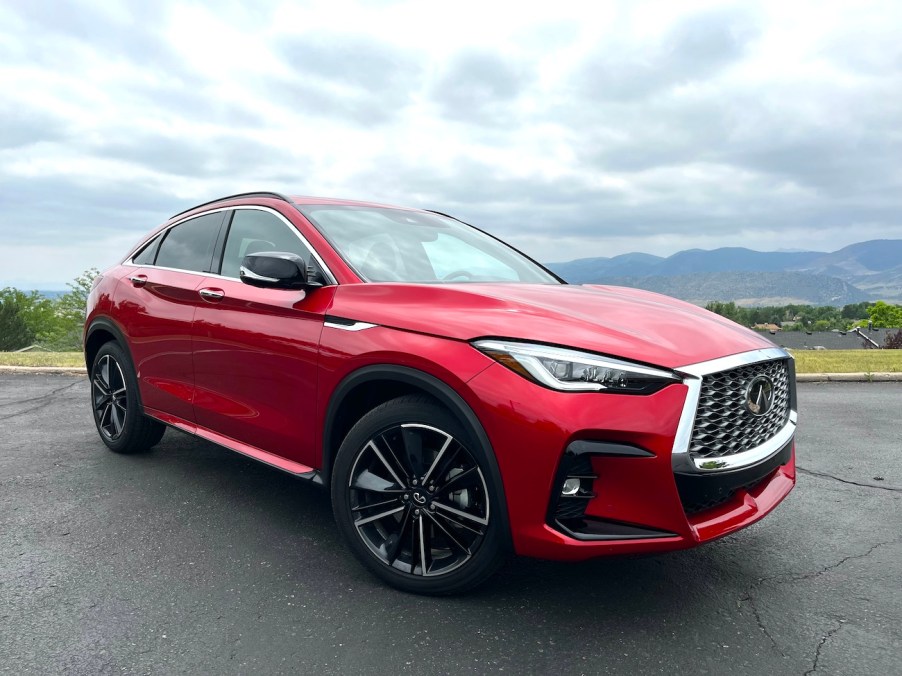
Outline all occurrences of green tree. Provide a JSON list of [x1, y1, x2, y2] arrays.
[[704, 301, 859, 331], [705, 301, 749, 325], [842, 301, 872, 320], [0, 288, 59, 341], [44, 268, 100, 350], [0, 299, 35, 350], [1, 268, 100, 351], [866, 301, 902, 328]]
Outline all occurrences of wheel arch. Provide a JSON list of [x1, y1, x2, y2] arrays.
[[323, 364, 512, 550], [84, 317, 132, 372]]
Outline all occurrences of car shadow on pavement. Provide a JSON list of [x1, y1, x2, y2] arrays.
[[134, 429, 744, 617]]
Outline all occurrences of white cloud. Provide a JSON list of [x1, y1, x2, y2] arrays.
[[0, 0, 900, 287]]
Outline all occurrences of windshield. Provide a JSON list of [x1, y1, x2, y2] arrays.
[[298, 205, 561, 284]]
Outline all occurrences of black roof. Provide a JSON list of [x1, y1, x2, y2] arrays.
[[760, 328, 900, 350]]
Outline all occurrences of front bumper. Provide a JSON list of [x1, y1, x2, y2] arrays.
[[464, 351, 796, 561]]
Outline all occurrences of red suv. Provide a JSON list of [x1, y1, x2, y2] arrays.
[[85, 192, 797, 594]]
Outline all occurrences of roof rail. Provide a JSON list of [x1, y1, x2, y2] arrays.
[[169, 192, 295, 220]]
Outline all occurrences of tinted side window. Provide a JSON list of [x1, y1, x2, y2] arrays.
[[220, 210, 312, 279], [132, 233, 162, 265], [155, 213, 223, 272]]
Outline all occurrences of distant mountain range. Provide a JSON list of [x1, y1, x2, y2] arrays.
[[546, 240, 902, 306]]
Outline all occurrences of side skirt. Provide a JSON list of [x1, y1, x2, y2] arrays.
[[144, 406, 324, 486]]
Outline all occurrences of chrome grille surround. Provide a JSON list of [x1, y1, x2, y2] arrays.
[[689, 359, 790, 459], [671, 347, 797, 473]]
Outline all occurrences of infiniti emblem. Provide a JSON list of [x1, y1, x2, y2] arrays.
[[746, 376, 774, 416], [412, 492, 427, 505]]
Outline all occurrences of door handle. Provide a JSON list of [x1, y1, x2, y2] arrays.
[[128, 274, 147, 288], [199, 288, 225, 301]]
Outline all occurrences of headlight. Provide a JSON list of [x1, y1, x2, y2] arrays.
[[473, 340, 681, 394]]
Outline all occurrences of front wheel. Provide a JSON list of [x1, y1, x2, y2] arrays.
[[90, 342, 165, 454], [331, 395, 506, 594]]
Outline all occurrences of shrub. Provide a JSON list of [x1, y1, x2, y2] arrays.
[[0, 268, 99, 351], [0, 299, 35, 351]]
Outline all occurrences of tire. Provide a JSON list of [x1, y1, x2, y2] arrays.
[[331, 394, 506, 595], [90, 342, 166, 454]]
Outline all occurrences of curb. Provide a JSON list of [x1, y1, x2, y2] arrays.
[[796, 372, 902, 382], [0, 366, 87, 375]]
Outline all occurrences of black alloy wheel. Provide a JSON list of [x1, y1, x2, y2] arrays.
[[332, 395, 505, 594], [92, 353, 128, 441], [90, 342, 166, 454]]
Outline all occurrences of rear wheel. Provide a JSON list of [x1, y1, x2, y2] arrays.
[[90, 342, 165, 454], [331, 395, 505, 594]]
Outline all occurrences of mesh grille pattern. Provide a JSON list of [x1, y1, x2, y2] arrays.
[[689, 359, 790, 459], [681, 476, 768, 515]]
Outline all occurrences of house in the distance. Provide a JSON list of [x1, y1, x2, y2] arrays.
[[759, 328, 899, 350]]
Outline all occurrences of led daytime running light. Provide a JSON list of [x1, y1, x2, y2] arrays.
[[474, 340, 679, 394]]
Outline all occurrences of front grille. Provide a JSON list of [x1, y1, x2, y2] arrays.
[[689, 359, 790, 459]]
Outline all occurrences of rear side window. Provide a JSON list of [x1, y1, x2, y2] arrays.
[[132, 233, 162, 265], [219, 209, 313, 279], [155, 213, 223, 272]]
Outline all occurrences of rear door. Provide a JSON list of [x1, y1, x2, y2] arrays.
[[116, 211, 227, 424], [192, 207, 336, 467]]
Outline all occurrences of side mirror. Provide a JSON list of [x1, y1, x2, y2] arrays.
[[240, 251, 315, 290]]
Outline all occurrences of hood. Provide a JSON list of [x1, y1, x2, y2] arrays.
[[328, 283, 777, 369]]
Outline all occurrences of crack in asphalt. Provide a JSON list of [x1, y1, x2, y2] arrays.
[[803, 622, 843, 675], [793, 539, 900, 582], [739, 539, 899, 657], [797, 465, 902, 492], [0, 379, 85, 421], [743, 592, 786, 657], [0, 377, 85, 409]]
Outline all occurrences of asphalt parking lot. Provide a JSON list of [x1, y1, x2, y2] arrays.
[[1, 374, 899, 675]]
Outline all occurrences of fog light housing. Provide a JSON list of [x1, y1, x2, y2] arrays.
[[550, 455, 597, 520], [550, 441, 676, 541], [561, 478, 582, 496]]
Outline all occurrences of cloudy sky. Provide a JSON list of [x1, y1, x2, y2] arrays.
[[1, 0, 900, 288]]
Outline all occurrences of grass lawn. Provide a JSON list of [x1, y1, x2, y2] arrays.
[[789, 349, 902, 373], [0, 352, 85, 367], [1, 349, 900, 374]]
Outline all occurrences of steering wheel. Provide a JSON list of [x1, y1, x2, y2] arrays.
[[441, 269, 476, 282]]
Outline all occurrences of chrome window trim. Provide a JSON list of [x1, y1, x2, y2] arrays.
[[124, 205, 230, 262], [118, 263, 320, 292], [671, 347, 796, 472], [126, 205, 337, 286]]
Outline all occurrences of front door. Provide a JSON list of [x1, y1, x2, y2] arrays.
[[191, 207, 335, 467]]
